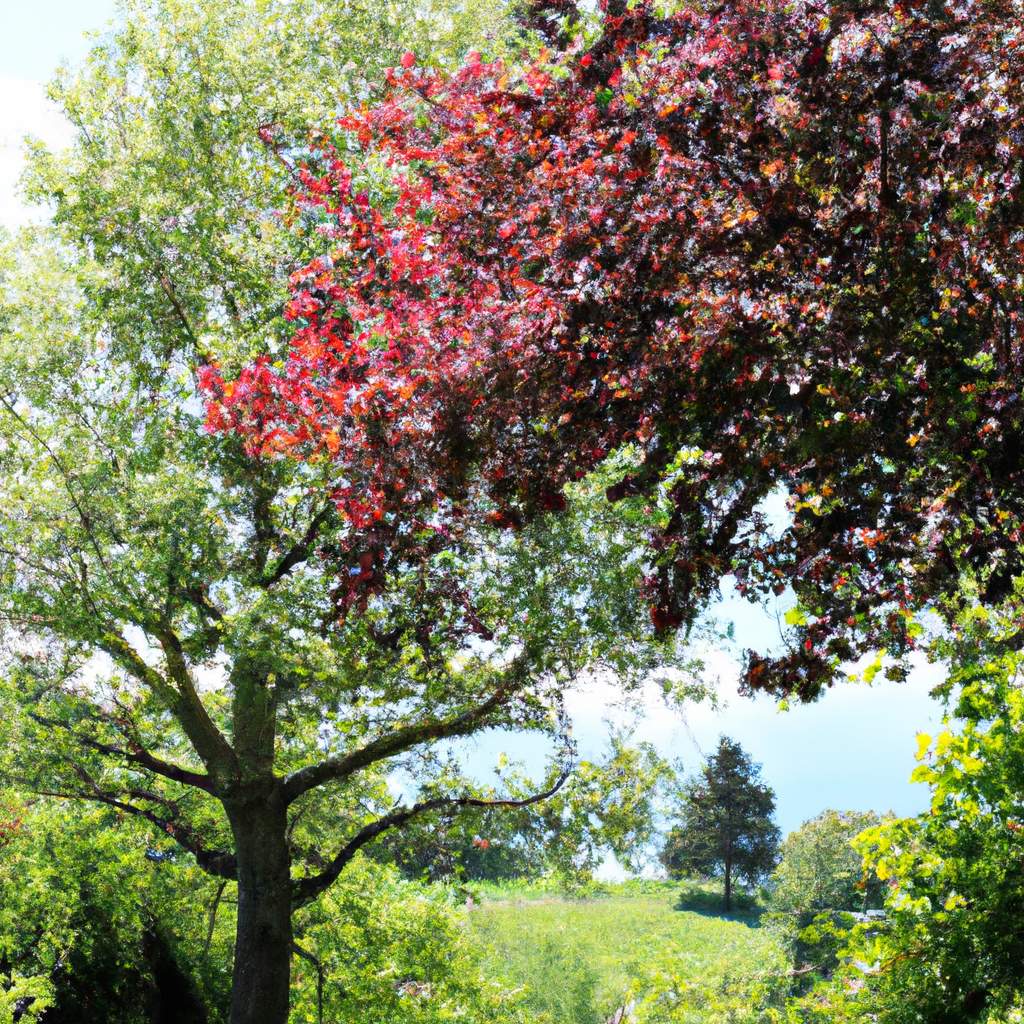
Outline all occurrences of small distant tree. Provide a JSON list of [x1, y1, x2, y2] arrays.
[[768, 809, 886, 918], [661, 738, 779, 911], [766, 809, 887, 985]]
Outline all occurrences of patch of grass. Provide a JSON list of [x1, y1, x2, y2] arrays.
[[673, 880, 763, 920], [468, 876, 681, 905], [464, 882, 780, 1023], [468, 876, 577, 904]]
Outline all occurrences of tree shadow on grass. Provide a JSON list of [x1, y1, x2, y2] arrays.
[[673, 883, 764, 927]]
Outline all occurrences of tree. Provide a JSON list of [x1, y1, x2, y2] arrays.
[[765, 809, 886, 987], [375, 738, 671, 883], [768, 810, 886, 918], [660, 738, 779, 911], [7, 1, 1024, 1021], [206, 0, 1024, 703], [794, 632, 1024, 1024], [0, 4, 696, 1024]]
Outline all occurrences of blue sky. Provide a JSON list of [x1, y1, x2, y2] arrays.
[[0, 2, 119, 80], [0, 1, 120, 226], [1, 0, 948, 849]]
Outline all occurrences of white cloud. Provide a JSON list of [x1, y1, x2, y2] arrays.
[[561, 646, 746, 756], [0, 76, 74, 230]]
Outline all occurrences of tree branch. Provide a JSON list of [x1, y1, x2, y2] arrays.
[[292, 766, 571, 907], [98, 628, 237, 783], [28, 711, 213, 792], [174, 581, 225, 624], [292, 941, 326, 1024], [282, 677, 521, 805], [154, 625, 238, 779], [0, 394, 124, 587], [204, 880, 228, 957], [35, 781, 237, 881], [257, 505, 335, 588]]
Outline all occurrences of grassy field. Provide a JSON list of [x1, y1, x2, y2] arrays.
[[463, 881, 785, 1024]]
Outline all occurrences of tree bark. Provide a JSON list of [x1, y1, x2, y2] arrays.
[[723, 855, 732, 913], [226, 786, 293, 1024]]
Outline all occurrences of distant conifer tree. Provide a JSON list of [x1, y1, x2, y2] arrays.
[[661, 738, 780, 911]]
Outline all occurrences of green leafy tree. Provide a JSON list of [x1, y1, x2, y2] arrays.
[[661, 738, 780, 911], [791, 635, 1024, 1024], [768, 810, 886, 918], [766, 810, 886, 987], [0, 4, 696, 1023]]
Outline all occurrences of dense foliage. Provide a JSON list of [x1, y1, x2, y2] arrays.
[[0, 796, 534, 1024], [660, 738, 779, 910], [793, 639, 1024, 1023], [0, 2, 693, 1021], [764, 809, 885, 989], [767, 810, 885, 918], [206, 0, 1024, 701], [0, 795, 226, 1022], [4, 0, 1024, 1019]]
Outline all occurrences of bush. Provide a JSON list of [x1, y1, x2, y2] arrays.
[[628, 938, 792, 1024], [292, 858, 531, 1024], [0, 797, 531, 1024], [0, 795, 229, 1023], [784, 651, 1024, 1022]]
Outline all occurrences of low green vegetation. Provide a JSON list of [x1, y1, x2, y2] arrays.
[[465, 880, 787, 1024]]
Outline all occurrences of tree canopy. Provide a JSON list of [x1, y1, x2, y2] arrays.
[[205, 0, 1024, 700], [768, 809, 886, 918], [0, 2, 692, 1021]]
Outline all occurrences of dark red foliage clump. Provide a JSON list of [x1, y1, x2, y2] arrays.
[[203, 0, 1024, 698]]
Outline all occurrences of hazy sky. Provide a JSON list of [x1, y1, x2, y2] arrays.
[[0, 0, 948, 850], [0, 1, 119, 226]]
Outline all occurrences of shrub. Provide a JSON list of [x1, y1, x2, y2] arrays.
[[629, 939, 791, 1024]]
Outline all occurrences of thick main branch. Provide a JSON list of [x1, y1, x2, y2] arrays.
[[282, 680, 519, 804]]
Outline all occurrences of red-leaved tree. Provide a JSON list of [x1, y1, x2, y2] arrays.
[[205, 0, 1024, 700]]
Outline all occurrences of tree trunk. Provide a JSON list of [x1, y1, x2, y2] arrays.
[[723, 855, 732, 912], [226, 788, 293, 1024]]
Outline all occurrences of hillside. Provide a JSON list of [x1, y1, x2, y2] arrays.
[[464, 882, 789, 1024]]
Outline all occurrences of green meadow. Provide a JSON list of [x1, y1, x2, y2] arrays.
[[464, 882, 785, 1024]]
